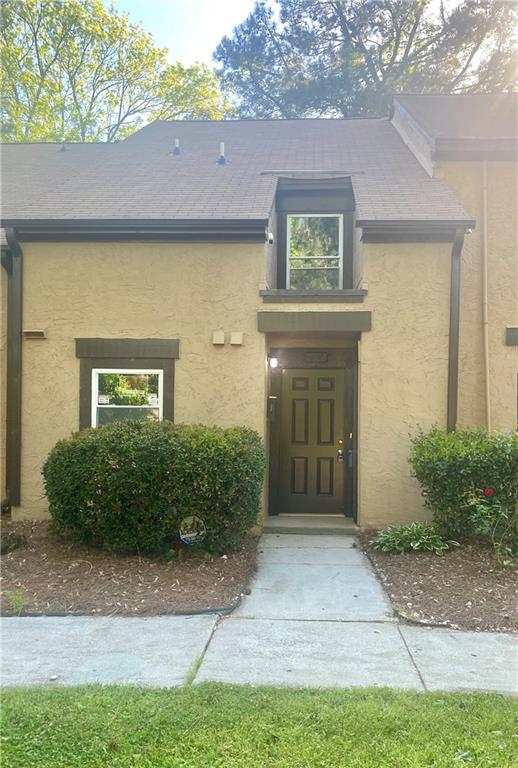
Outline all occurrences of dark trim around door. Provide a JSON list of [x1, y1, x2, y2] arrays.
[[267, 347, 358, 520]]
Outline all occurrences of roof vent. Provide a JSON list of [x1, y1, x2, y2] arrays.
[[170, 137, 181, 156], [59, 142, 66, 152], [216, 141, 228, 165]]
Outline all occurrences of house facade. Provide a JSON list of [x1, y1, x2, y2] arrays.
[[1, 94, 517, 529]]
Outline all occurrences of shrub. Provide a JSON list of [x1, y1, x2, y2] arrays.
[[371, 521, 455, 555], [43, 420, 265, 556], [464, 492, 518, 560], [409, 427, 518, 538]]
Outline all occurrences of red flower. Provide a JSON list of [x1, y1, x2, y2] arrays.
[[483, 487, 494, 497]]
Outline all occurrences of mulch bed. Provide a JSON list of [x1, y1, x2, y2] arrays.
[[0, 521, 258, 616], [360, 534, 518, 633]]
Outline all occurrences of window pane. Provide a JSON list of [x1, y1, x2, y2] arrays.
[[288, 216, 341, 289], [97, 407, 159, 426], [97, 373, 159, 406], [290, 268, 340, 290]]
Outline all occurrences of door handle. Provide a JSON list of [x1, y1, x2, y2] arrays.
[[337, 449, 345, 464]]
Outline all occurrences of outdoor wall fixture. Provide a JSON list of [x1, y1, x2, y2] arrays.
[[230, 332, 243, 346], [268, 355, 279, 369], [23, 329, 46, 339]]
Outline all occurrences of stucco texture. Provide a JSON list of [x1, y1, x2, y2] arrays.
[[16, 242, 267, 519], [10, 178, 514, 528], [358, 242, 452, 528], [437, 161, 518, 431]]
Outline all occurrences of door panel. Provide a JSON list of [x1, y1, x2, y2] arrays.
[[278, 368, 345, 514]]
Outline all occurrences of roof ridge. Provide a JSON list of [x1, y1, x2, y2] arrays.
[[1, 141, 109, 146], [151, 116, 389, 125]]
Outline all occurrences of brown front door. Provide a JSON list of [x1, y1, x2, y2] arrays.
[[277, 368, 346, 514]]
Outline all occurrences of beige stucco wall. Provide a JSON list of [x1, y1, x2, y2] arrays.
[[358, 242, 452, 528], [14, 241, 267, 519], [261, 242, 451, 528], [436, 161, 518, 431], [9, 230, 486, 529]]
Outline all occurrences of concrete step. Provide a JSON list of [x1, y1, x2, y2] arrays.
[[262, 514, 358, 536]]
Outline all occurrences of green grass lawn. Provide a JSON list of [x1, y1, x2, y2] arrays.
[[2, 684, 517, 767]]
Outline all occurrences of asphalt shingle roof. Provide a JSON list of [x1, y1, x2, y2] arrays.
[[394, 93, 518, 140], [1, 117, 472, 225]]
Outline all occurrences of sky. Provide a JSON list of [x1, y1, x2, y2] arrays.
[[114, 0, 258, 65]]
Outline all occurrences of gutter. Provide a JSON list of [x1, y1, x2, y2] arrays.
[[0, 218, 269, 243], [433, 137, 517, 162], [447, 228, 466, 431], [1, 228, 23, 509], [358, 219, 475, 243]]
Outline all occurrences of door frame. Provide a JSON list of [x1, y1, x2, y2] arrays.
[[267, 346, 358, 519]]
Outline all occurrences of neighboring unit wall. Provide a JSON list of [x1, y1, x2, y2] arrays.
[[15, 241, 267, 520], [358, 242, 451, 528], [437, 161, 518, 430]]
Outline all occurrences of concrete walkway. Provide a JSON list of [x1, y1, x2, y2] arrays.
[[1, 534, 517, 693]]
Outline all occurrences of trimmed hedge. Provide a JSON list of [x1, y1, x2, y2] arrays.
[[409, 427, 518, 538], [43, 420, 266, 555]]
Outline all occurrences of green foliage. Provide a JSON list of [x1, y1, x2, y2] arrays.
[[215, 0, 518, 118], [410, 428, 518, 542], [371, 521, 455, 556], [4, 587, 28, 614], [42, 420, 265, 555], [0, 0, 233, 142], [289, 216, 340, 289], [464, 492, 518, 561], [3, 684, 518, 767], [99, 373, 157, 406]]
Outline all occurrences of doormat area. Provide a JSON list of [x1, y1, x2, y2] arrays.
[[361, 534, 518, 633], [0, 521, 257, 616]]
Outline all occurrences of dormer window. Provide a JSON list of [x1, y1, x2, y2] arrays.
[[275, 177, 354, 290], [287, 214, 343, 290]]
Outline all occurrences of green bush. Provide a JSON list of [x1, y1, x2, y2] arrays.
[[43, 420, 265, 555], [371, 521, 455, 555], [409, 427, 518, 540], [464, 492, 518, 560]]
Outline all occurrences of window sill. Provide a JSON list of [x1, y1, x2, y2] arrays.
[[259, 289, 367, 303]]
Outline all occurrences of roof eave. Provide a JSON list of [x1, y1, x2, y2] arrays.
[[357, 218, 475, 243], [0, 218, 269, 243], [433, 137, 518, 161]]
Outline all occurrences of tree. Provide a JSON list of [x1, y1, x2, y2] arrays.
[[215, 0, 518, 118], [0, 0, 232, 142]]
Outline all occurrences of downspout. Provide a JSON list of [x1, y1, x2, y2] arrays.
[[481, 161, 492, 430], [2, 228, 23, 510], [447, 228, 465, 431]]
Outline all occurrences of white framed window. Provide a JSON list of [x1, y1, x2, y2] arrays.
[[286, 213, 343, 290], [91, 369, 164, 427]]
